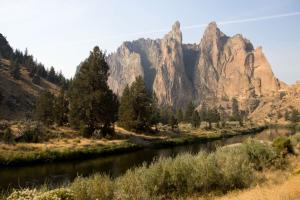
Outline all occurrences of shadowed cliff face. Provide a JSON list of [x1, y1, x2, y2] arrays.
[[107, 21, 280, 109]]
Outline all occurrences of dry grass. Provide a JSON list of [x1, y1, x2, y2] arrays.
[[214, 174, 300, 200]]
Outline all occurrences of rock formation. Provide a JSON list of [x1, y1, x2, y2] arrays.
[[108, 21, 281, 111]]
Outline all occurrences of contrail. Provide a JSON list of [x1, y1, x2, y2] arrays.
[[98, 11, 300, 40], [182, 11, 300, 30], [50, 11, 300, 47]]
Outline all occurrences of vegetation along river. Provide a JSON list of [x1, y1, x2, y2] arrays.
[[0, 127, 294, 191]]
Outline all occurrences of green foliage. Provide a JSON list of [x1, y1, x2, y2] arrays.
[[17, 124, 45, 143], [168, 114, 178, 130], [6, 138, 292, 199], [69, 46, 118, 136], [35, 91, 55, 125], [215, 146, 253, 190], [159, 105, 173, 125], [176, 108, 184, 123], [54, 89, 69, 126], [118, 76, 156, 132], [70, 174, 114, 200], [9, 59, 20, 79], [290, 109, 300, 123], [32, 74, 41, 85], [191, 110, 201, 128], [184, 101, 195, 123], [231, 97, 241, 121], [244, 139, 286, 170], [272, 136, 294, 155]]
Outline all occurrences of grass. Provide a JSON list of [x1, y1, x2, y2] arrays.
[[5, 137, 293, 200], [0, 141, 141, 166]]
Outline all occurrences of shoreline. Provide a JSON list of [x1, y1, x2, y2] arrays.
[[0, 125, 267, 167]]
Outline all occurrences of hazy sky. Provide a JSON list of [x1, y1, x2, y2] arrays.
[[0, 0, 299, 83]]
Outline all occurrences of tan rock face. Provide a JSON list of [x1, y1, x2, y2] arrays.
[[108, 21, 281, 111]]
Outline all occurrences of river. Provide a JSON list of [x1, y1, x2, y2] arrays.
[[0, 127, 294, 190]]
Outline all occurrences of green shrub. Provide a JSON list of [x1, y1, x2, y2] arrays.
[[272, 136, 294, 155], [79, 124, 94, 138], [70, 174, 114, 200], [244, 139, 283, 170], [290, 133, 300, 146], [215, 146, 253, 190]]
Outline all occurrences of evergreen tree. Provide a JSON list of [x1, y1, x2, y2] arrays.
[[118, 85, 135, 129], [54, 89, 69, 126], [184, 101, 195, 123], [118, 76, 154, 132], [169, 114, 178, 130], [48, 66, 56, 83], [32, 74, 41, 85], [191, 110, 201, 128], [159, 105, 173, 125], [231, 97, 241, 121], [206, 107, 220, 129], [69, 46, 118, 136], [199, 102, 208, 126], [150, 93, 160, 131], [290, 109, 300, 123], [35, 91, 55, 125], [176, 108, 184, 123], [10, 59, 20, 79]]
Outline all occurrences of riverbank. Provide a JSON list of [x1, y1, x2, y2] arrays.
[[4, 133, 300, 200], [0, 123, 266, 167]]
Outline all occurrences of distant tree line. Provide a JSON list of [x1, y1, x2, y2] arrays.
[[0, 33, 67, 87]]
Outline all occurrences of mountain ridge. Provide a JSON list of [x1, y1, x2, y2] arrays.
[[107, 21, 282, 114]]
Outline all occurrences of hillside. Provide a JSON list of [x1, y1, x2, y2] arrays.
[[0, 59, 60, 119]]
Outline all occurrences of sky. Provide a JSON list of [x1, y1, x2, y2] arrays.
[[0, 0, 299, 84]]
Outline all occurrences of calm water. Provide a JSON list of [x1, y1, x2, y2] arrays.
[[0, 128, 294, 190]]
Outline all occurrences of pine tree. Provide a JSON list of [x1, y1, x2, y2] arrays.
[[10, 59, 20, 79], [169, 114, 178, 130], [290, 109, 300, 123], [54, 89, 69, 126], [48, 66, 56, 83], [184, 101, 195, 123], [150, 93, 160, 131], [69, 46, 118, 137], [231, 97, 241, 121], [191, 110, 201, 128], [118, 85, 135, 129], [176, 108, 184, 123], [118, 76, 154, 132], [35, 91, 55, 125]]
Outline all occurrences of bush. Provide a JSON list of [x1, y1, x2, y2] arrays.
[[70, 174, 114, 200], [79, 124, 94, 138], [17, 124, 45, 143], [272, 136, 294, 155], [244, 139, 284, 170], [215, 146, 253, 190]]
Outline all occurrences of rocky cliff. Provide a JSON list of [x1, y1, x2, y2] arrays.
[[108, 21, 281, 111]]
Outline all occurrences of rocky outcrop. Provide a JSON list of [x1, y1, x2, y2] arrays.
[[108, 21, 193, 107], [108, 21, 281, 111]]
